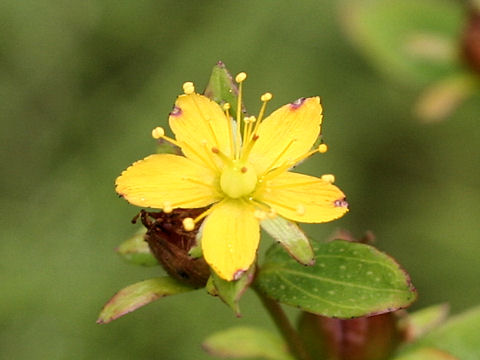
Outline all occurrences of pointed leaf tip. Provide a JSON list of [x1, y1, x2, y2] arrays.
[[261, 216, 315, 266], [97, 277, 195, 324]]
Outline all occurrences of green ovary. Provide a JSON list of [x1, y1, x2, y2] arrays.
[[220, 161, 258, 199]]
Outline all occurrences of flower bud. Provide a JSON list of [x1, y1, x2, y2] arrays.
[[140, 208, 210, 288], [298, 311, 404, 360], [462, 7, 480, 74]]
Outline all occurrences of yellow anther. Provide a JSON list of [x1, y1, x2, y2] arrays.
[[261, 92, 273, 102], [152, 127, 165, 139], [296, 204, 305, 215], [183, 217, 195, 231], [163, 201, 173, 213], [182, 82, 195, 95], [319, 143, 328, 153], [235, 72, 247, 83], [223, 103, 231, 111], [321, 174, 335, 184], [244, 116, 256, 123]]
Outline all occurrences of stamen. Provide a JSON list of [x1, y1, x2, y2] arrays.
[[239, 133, 259, 162], [183, 82, 195, 95], [242, 116, 256, 149], [178, 140, 217, 172], [319, 143, 328, 153], [183, 217, 195, 231], [152, 127, 165, 139], [321, 174, 335, 183], [235, 72, 247, 83], [151, 126, 182, 148], [162, 201, 173, 213], [211, 146, 233, 166], [251, 92, 273, 138], [235, 72, 247, 159], [223, 103, 235, 157], [201, 139, 220, 170]]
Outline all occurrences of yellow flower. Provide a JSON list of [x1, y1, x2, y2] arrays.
[[116, 73, 348, 281]]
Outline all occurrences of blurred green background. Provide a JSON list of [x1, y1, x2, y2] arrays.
[[1, 0, 479, 359]]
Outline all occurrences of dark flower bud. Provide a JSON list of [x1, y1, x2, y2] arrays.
[[462, 7, 480, 74], [298, 311, 404, 360], [139, 209, 210, 288]]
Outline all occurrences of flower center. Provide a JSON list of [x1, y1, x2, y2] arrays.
[[220, 161, 257, 199]]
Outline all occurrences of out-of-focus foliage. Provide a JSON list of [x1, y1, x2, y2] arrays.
[[1, 0, 480, 359]]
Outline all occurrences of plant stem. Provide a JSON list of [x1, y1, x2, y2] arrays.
[[254, 287, 313, 360]]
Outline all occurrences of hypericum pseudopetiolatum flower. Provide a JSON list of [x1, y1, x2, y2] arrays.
[[116, 73, 348, 281]]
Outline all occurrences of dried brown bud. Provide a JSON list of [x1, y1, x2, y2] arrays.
[[462, 8, 480, 74], [139, 209, 210, 288], [298, 312, 405, 360]]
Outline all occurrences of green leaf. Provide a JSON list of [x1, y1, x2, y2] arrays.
[[255, 240, 416, 318], [203, 326, 295, 360], [404, 303, 450, 341], [342, 0, 463, 85], [210, 266, 255, 317], [116, 228, 159, 266], [261, 216, 314, 266], [392, 348, 458, 360], [97, 277, 195, 324], [204, 61, 239, 116], [395, 306, 480, 360]]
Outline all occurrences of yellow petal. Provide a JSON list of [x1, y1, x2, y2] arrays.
[[169, 93, 233, 167], [115, 154, 221, 209], [248, 97, 323, 175], [255, 171, 348, 223], [202, 200, 260, 281]]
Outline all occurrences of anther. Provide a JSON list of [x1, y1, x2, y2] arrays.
[[211, 147, 219, 154], [163, 201, 173, 213], [261, 92, 273, 102], [235, 72, 247, 83], [321, 174, 335, 183], [182, 82, 195, 95], [223, 103, 231, 111], [319, 143, 328, 153], [241, 167, 248, 173], [244, 116, 256, 123], [183, 217, 195, 231], [152, 127, 165, 139]]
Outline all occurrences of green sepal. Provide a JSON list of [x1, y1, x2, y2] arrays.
[[261, 216, 314, 266], [97, 276, 195, 324], [403, 303, 450, 341], [256, 240, 417, 318], [394, 305, 480, 360], [202, 326, 295, 360], [204, 61, 239, 116], [116, 228, 159, 267], [393, 348, 458, 360], [210, 266, 255, 317]]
